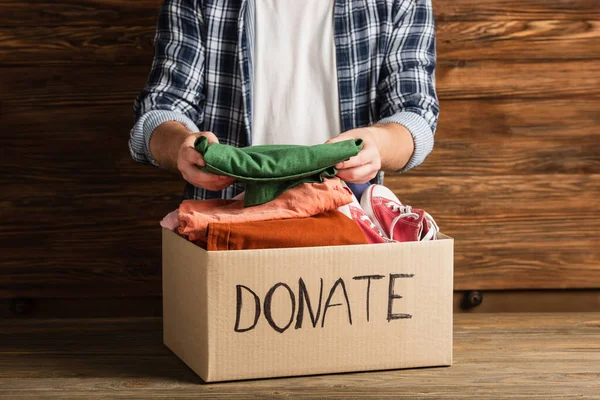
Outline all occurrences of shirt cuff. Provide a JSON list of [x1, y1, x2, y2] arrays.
[[377, 111, 434, 172], [130, 110, 201, 167]]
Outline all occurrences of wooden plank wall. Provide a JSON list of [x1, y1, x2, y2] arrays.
[[0, 0, 598, 316], [398, 0, 600, 290]]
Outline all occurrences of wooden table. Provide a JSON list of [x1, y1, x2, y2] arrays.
[[1, 313, 599, 399]]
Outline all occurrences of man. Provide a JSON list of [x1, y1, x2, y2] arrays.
[[129, 0, 438, 201]]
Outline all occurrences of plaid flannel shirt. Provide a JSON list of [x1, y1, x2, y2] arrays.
[[130, 0, 439, 200]]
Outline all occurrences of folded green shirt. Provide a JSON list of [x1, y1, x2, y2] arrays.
[[194, 137, 363, 207]]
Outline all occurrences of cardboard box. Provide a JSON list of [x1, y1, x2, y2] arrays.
[[162, 228, 454, 382]]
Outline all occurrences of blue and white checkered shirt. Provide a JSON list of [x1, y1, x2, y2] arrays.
[[130, 0, 439, 200]]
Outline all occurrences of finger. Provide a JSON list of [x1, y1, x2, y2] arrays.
[[335, 144, 381, 169], [335, 152, 367, 170], [191, 175, 235, 191], [203, 178, 236, 192], [200, 131, 220, 144], [325, 132, 353, 144], [180, 146, 205, 166], [338, 142, 382, 169], [180, 162, 221, 184], [336, 163, 379, 184], [194, 171, 236, 187]]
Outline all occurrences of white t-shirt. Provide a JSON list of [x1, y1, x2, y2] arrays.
[[252, 0, 341, 146]]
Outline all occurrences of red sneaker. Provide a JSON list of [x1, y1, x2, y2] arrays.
[[360, 185, 439, 242], [338, 194, 389, 244]]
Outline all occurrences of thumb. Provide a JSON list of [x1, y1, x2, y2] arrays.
[[200, 131, 220, 144], [325, 132, 351, 145], [181, 146, 206, 167]]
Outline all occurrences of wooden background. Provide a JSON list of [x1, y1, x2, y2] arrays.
[[1, 0, 598, 317]]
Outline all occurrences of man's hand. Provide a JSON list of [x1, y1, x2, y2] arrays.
[[326, 123, 415, 182], [149, 121, 235, 191], [326, 127, 383, 184], [177, 131, 236, 191]]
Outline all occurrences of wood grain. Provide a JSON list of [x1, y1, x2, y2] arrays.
[[0, 0, 162, 27], [435, 59, 600, 100], [2, 98, 599, 179], [1, 291, 597, 319], [0, 314, 598, 398], [0, 180, 179, 298], [438, 20, 600, 61], [417, 98, 600, 175], [434, 0, 600, 21], [1, 0, 598, 27], [0, 105, 183, 184], [0, 26, 155, 66], [385, 174, 600, 290], [0, 0, 598, 307], [1, 175, 597, 297], [0, 65, 146, 106], [0, 103, 182, 298], [453, 290, 600, 313], [2, 60, 598, 109], [0, 297, 163, 319], [2, 20, 599, 67]]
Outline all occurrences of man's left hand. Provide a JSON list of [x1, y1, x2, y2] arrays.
[[326, 127, 383, 184]]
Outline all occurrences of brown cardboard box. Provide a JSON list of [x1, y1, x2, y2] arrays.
[[162, 228, 454, 382]]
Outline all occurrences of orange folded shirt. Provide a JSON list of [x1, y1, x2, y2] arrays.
[[177, 178, 353, 241], [202, 210, 368, 250]]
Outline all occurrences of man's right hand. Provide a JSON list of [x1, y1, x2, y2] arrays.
[[148, 121, 235, 191], [177, 131, 236, 191]]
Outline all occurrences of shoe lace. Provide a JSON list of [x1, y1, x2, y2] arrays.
[[421, 211, 439, 241], [387, 203, 440, 241], [386, 202, 419, 219]]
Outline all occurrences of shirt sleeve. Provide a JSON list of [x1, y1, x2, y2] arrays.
[[129, 0, 205, 167], [376, 0, 439, 173]]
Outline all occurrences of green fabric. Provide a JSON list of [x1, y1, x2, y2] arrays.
[[194, 137, 363, 207]]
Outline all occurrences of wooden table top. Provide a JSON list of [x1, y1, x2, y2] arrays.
[[1, 313, 599, 399]]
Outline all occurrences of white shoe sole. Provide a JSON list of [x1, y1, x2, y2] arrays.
[[360, 185, 390, 239]]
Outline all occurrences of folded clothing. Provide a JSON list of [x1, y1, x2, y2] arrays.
[[194, 136, 363, 206], [177, 178, 353, 241], [203, 210, 368, 250]]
